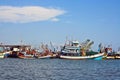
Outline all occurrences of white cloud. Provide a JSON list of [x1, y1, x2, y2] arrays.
[[0, 6, 65, 23], [51, 18, 59, 22]]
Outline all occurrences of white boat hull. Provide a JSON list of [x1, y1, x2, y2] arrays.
[[37, 55, 52, 59], [59, 53, 104, 60], [37, 54, 56, 59]]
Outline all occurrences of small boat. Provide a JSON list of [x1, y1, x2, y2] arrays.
[[103, 47, 120, 59], [18, 52, 35, 59], [59, 39, 104, 60]]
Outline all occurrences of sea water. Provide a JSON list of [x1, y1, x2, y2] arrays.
[[0, 58, 120, 80]]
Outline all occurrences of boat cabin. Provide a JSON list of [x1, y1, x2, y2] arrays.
[[71, 41, 80, 47], [61, 40, 81, 55]]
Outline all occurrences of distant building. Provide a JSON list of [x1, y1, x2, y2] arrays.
[[0, 44, 31, 51]]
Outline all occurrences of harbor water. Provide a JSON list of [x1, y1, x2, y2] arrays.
[[0, 59, 120, 80]]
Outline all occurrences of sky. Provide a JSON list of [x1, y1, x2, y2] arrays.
[[0, 0, 120, 51]]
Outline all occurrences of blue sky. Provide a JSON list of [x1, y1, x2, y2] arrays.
[[0, 0, 120, 51]]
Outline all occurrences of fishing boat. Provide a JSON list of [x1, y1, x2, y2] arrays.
[[35, 50, 57, 59], [59, 39, 104, 60], [35, 42, 57, 59], [103, 45, 118, 59], [18, 49, 36, 59], [18, 52, 35, 59]]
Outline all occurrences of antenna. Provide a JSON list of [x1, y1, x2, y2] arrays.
[[65, 36, 68, 46], [20, 40, 23, 45]]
